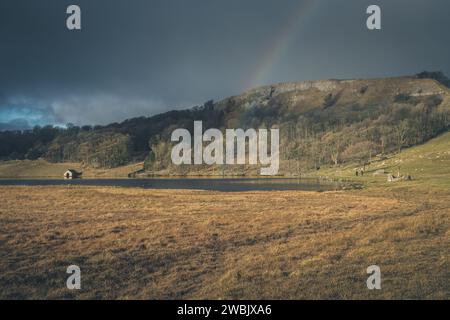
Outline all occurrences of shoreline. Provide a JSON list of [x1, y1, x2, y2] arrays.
[[0, 177, 351, 192]]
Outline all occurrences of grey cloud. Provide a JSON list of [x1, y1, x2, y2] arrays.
[[1, 0, 450, 129], [50, 94, 176, 126]]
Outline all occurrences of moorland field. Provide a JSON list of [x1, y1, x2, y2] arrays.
[[0, 132, 449, 299]]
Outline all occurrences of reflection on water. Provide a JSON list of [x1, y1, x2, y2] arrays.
[[0, 178, 344, 192]]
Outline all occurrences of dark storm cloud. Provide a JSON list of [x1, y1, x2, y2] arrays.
[[1, 0, 450, 128]]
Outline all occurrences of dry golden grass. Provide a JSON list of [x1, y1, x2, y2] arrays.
[[0, 185, 448, 299], [0, 159, 144, 178]]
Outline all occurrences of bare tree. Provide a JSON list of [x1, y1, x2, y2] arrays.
[[394, 120, 409, 153]]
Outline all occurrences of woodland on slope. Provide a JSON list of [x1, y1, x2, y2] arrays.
[[0, 72, 449, 174]]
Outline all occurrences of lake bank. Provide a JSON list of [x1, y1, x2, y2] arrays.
[[0, 177, 349, 192]]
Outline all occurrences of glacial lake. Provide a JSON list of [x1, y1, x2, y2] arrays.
[[0, 178, 347, 192]]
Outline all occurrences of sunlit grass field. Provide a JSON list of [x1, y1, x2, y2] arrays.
[[316, 132, 450, 189], [0, 133, 449, 299]]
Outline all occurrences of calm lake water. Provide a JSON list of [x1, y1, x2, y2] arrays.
[[0, 178, 344, 192]]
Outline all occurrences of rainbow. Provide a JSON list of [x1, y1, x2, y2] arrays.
[[246, 0, 320, 90]]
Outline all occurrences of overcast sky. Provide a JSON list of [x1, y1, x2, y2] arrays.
[[1, 0, 450, 129]]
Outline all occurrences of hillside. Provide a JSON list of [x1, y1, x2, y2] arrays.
[[0, 72, 449, 175], [315, 131, 450, 190], [0, 159, 144, 178]]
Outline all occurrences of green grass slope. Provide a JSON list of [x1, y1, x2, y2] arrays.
[[316, 131, 450, 191]]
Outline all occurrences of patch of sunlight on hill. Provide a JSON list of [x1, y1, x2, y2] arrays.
[[0, 159, 144, 178], [396, 131, 450, 189], [316, 131, 450, 191]]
